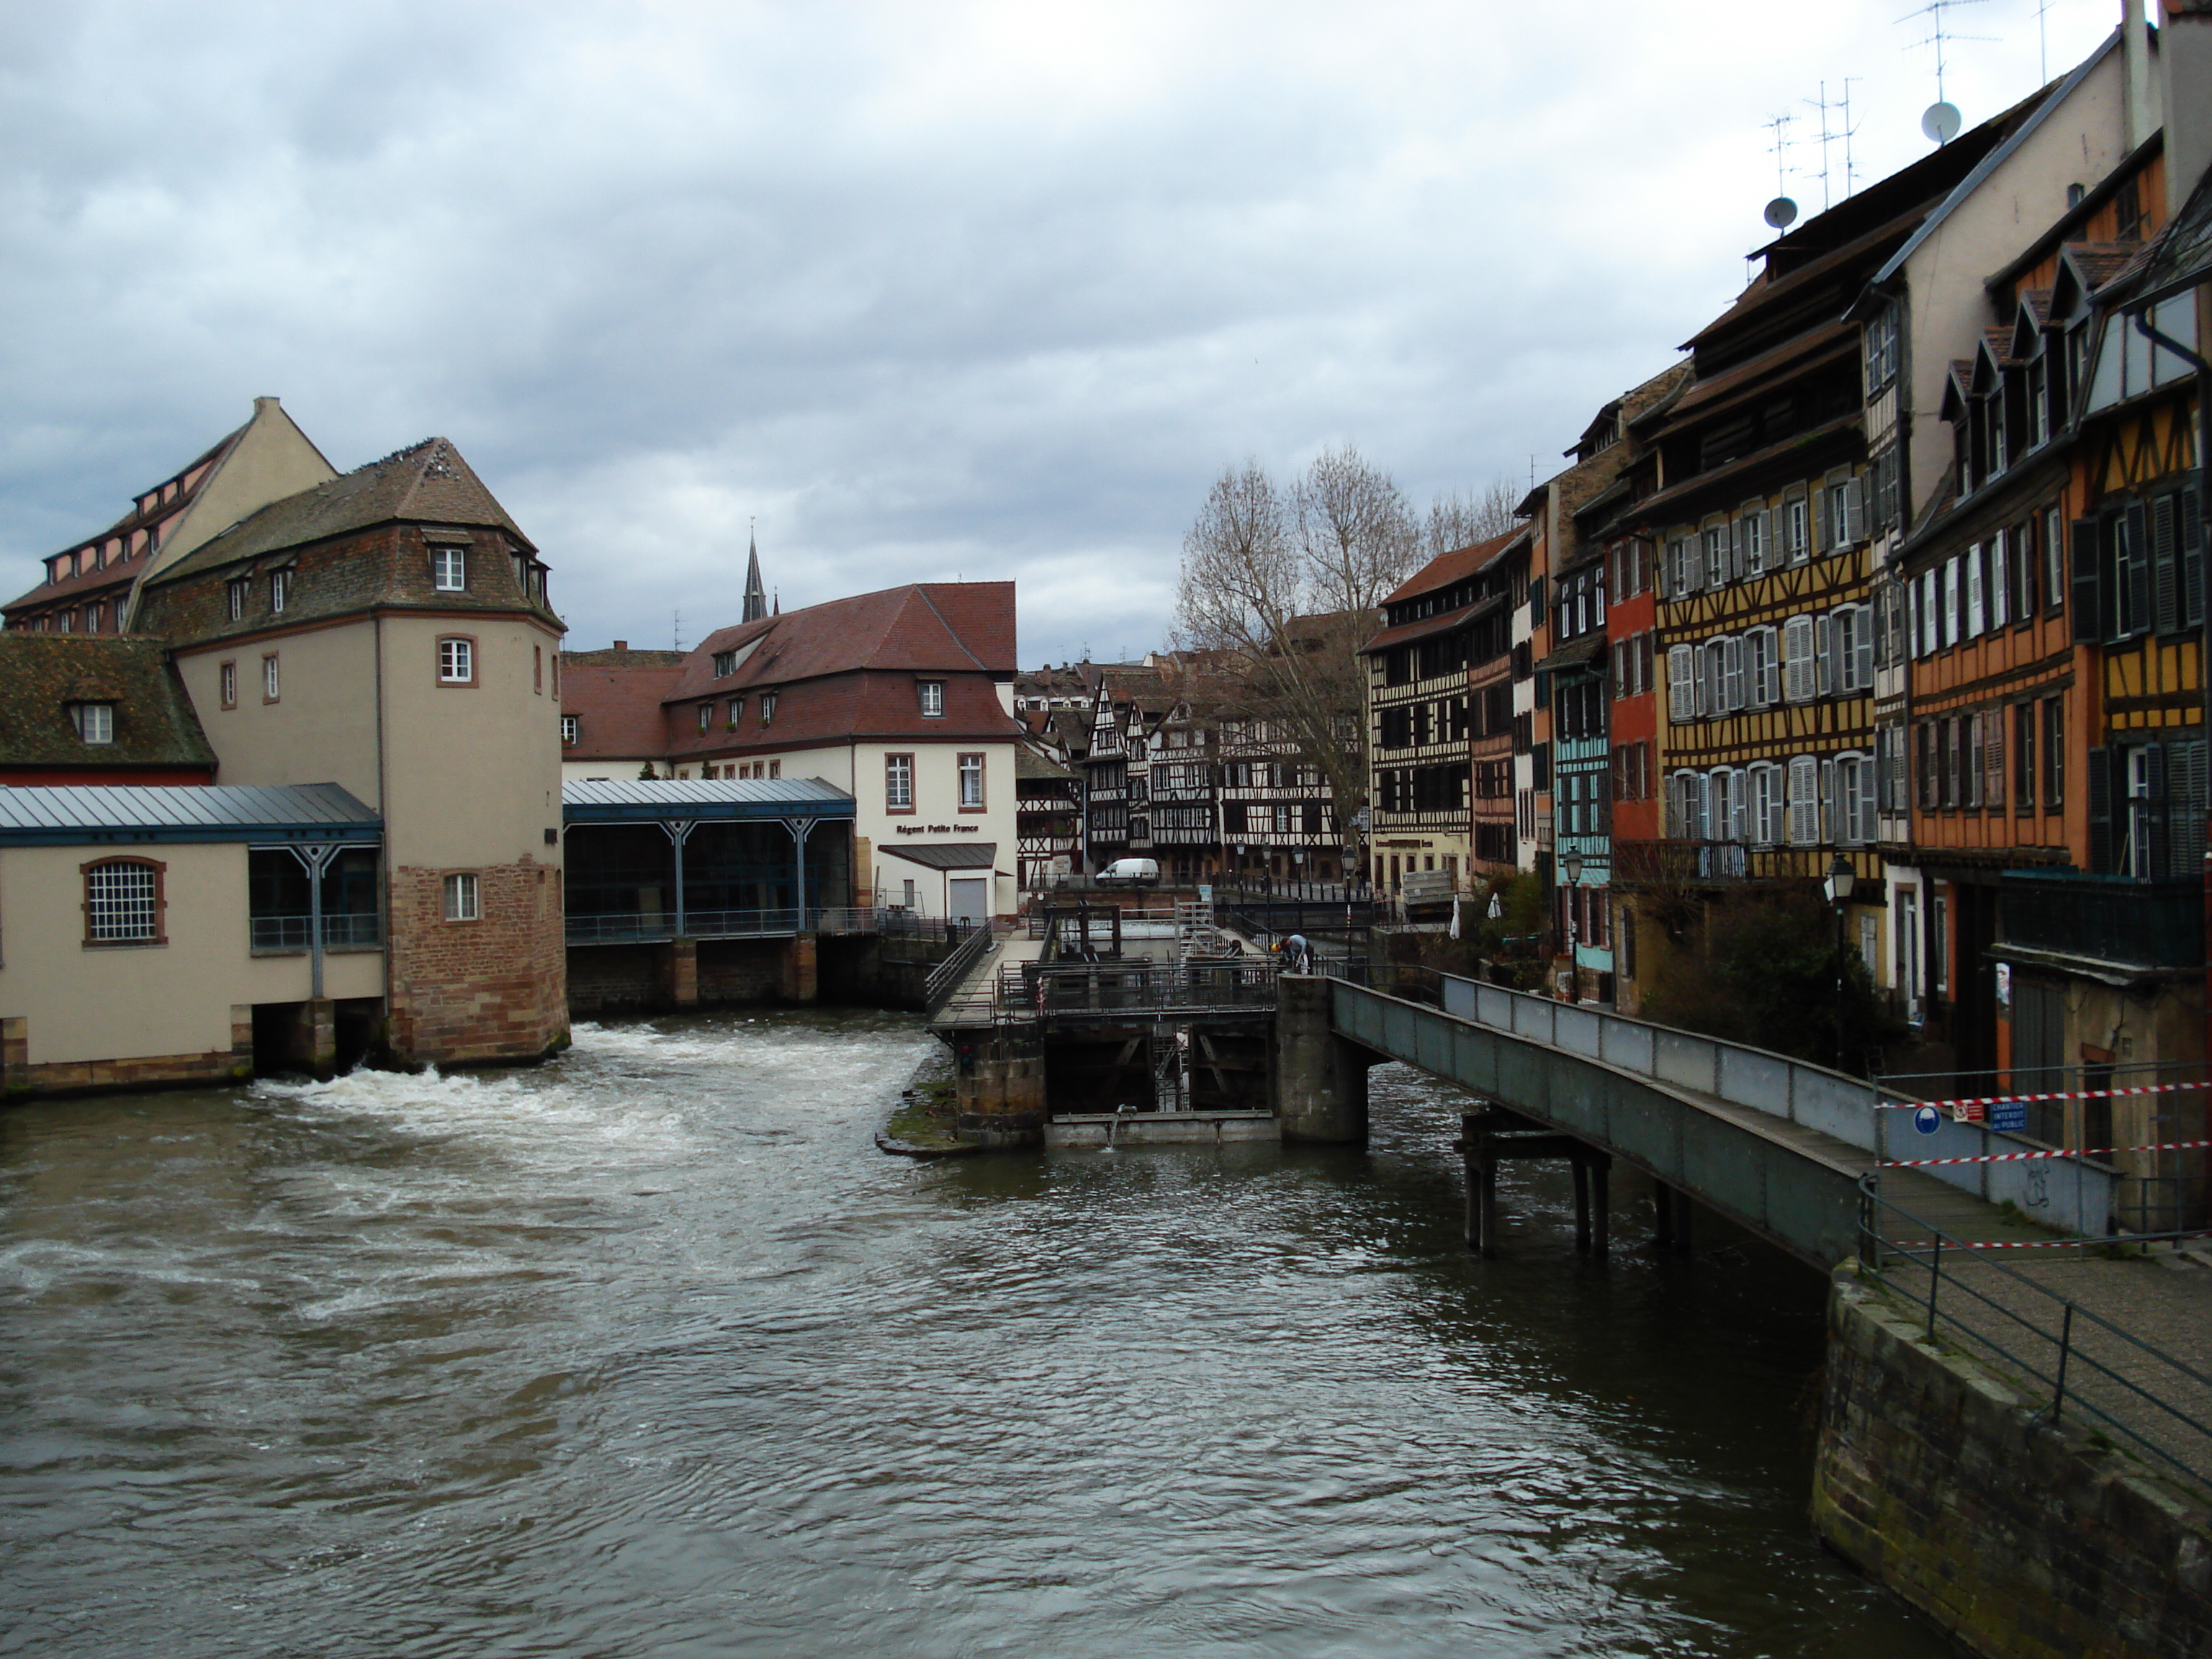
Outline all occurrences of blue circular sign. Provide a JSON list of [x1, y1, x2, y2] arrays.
[[1912, 1106, 1943, 1136]]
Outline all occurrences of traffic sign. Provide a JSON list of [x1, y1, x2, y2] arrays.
[[1913, 1106, 1943, 1136]]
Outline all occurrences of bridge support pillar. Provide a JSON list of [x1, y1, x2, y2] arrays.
[[1272, 974, 1370, 1143], [953, 1030, 1046, 1148], [1460, 1105, 1611, 1257], [1653, 1182, 1690, 1254], [663, 938, 698, 1008], [780, 934, 818, 1003]]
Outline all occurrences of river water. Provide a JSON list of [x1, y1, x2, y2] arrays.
[[0, 1010, 1948, 1658]]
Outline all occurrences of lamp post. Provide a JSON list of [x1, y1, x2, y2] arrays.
[[1562, 849, 1584, 1002], [1824, 853, 1856, 1072]]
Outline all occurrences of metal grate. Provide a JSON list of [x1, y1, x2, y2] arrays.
[[86, 862, 156, 941]]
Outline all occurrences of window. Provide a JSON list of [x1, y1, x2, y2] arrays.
[[534, 646, 543, 693], [263, 654, 280, 702], [886, 752, 914, 811], [227, 579, 248, 621], [219, 661, 237, 709], [444, 873, 480, 922], [760, 691, 777, 725], [1747, 626, 1779, 706], [713, 649, 736, 678], [270, 570, 289, 614], [1737, 505, 1767, 575], [1781, 495, 1809, 563], [1787, 755, 1820, 845], [2045, 506, 2066, 614], [958, 752, 985, 809], [727, 697, 744, 725], [920, 680, 945, 718], [433, 547, 467, 591], [1703, 524, 1730, 589], [84, 603, 102, 634], [2014, 702, 2035, 811], [562, 714, 580, 744], [2043, 696, 2064, 808], [438, 637, 475, 685], [84, 858, 162, 944], [1751, 763, 1784, 845], [697, 703, 713, 734], [69, 701, 114, 744], [1667, 644, 1694, 722]]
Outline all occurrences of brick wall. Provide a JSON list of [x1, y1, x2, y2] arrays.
[[1815, 1264, 2212, 1659], [386, 858, 568, 1065]]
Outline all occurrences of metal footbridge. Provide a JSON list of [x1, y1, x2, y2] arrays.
[[1330, 972, 2117, 1269]]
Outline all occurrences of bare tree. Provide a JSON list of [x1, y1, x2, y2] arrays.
[[1423, 477, 1523, 557], [1174, 446, 1422, 872]]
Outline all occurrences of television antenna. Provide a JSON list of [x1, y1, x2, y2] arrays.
[[1899, 0, 1996, 143], [1762, 111, 1799, 231], [1802, 78, 1863, 210]]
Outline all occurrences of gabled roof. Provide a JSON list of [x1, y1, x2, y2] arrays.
[[560, 658, 687, 760], [1382, 529, 1521, 605], [145, 436, 533, 586], [1872, 32, 2122, 289], [0, 637, 216, 772], [665, 581, 1015, 703], [2127, 155, 2212, 306]]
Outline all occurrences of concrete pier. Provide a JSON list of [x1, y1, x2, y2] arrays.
[[1270, 974, 1372, 1143]]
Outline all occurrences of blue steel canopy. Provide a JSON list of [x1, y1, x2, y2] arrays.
[[561, 777, 855, 825], [0, 782, 380, 846]]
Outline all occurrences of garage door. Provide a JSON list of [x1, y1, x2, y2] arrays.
[[948, 878, 988, 925]]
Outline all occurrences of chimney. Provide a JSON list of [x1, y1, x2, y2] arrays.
[[613, 639, 628, 652], [2162, 1, 2212, 214], [2126, 0, 2162, 152]]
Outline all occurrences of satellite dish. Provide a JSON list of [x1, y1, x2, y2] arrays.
[[1764, 196, 1799, 230], [1921, 101, 1962, 145]]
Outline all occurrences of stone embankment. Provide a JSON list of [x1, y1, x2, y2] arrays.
[[1815, 1260, 2212, 1659]]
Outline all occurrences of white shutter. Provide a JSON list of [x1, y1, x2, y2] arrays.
[[1731, 517, 1748, 581], [1966, 544, 1985, 636], [1727, 768, 1747, 841], [1762, 628, 1782, 704], [1990, 531, 2010, 627], [1853, 605, 1874, 691], [1844, 475, 1867, 543], [1788, 756, 1817, 845], [1819, 756, 1836, 843], [1668, 644, 1694, 722], [1814, 486, 1832, 555], [1784, 616, 1812, 701], [1722, 635, 1744, 711], [1683, 534, 1704, 593], [1815, 614, 1835, 697]]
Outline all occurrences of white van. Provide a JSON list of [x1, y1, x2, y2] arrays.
[[1097, 858, 1160, 888]]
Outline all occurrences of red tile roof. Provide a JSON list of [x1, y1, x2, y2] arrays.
[[667, 580, 1016, 704], [1382, 529, 1522, 605], [561, 660, 685, 760]]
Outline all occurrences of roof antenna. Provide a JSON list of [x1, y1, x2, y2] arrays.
[[1802, 81, 1861, 211], [673, 607, 683, 652], [1899, 0, 1995, 145], [1763, 111, 1801, 230]]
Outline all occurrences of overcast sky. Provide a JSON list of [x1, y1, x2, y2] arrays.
[[1, 1, 2124, 666]]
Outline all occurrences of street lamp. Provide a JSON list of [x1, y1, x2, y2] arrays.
[[1825, 853, 1855, 1072], [1561, 849, 1584, 1001]]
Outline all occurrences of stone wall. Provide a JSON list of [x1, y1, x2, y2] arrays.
[[1814, 1262, 2212, 1659], [387, 858, 568, 1065], [1, 1008, 253, 1097]]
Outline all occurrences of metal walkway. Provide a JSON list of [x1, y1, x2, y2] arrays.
[[1331, 976, 2117, 1270]]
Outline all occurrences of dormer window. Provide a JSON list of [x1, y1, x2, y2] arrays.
[[227, 579, 248, 621], [270, 570, 290, 614], [919, 680, 945, 717], [760, 691, 778, 725], [697, 703, 713, 734], [727, 696, 744, 724], [71, 702, 114, 745], [713, 649, 736, 678], [432, 547, 467, 591]]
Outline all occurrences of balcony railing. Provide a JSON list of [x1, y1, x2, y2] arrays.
[[565, 907, 859, 945], [1613, 840, 1850, 885], [995, 958, 1279, 1024], [1999, 872, 2204, 971], [250, 913, 383, 953]]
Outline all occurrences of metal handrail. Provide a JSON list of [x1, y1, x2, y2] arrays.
[[566, 907, 806, 943], [249, 913, 383, 951], [1857, 1175, 2212, 1493], [922, 921, 999, 1021], [994, 959, 1279, 1025]]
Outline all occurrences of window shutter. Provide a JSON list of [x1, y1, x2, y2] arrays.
[[1813, 487, 1832, 556], [1753, 509, 1771, 574], [1683, 536, 1703, 593], [2087, 745, 2113, 873], [1788, 757, 1816, 845], [1722, 635, 1744, 711], [1844, 475, 1867, 543], [1984, 711, 2004, 809], [1819, 757, 1835, 842], [1731, 517, 1748, 580], [2124, 501, 2151, 636], [1989, 532, 2010, 628], [1693, 645, 1712, 717], [1853, 605, 1874, 691], [1965, 544, 1984, 636], [2071, 518, 2103, 643], [1815, 614, 1835, 697], [2152, 493, 2180, 635], [2182, 492, 2206, 629], [2170, 734, 2207, 881]]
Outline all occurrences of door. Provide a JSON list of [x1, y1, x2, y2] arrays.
[[948, 878, 987, 925]]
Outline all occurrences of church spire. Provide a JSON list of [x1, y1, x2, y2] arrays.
[[742, 518, 768, 624]]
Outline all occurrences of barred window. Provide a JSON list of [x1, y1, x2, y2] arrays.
[[85, 859, 161, 943]]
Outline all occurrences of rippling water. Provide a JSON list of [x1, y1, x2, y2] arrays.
[[0, 1010, 1947, 1658]]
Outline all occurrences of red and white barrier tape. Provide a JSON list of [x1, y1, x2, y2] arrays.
[[1877, 1079, 2211, 1114], [1884, 1232, 2212, 1251], [1880, 1137, 2212, 1169]]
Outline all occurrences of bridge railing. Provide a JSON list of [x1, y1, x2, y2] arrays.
[[995, 959, 1278, 1025], [922, 921, 1002, 1023], [1330, 966, 2117, 1237]]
